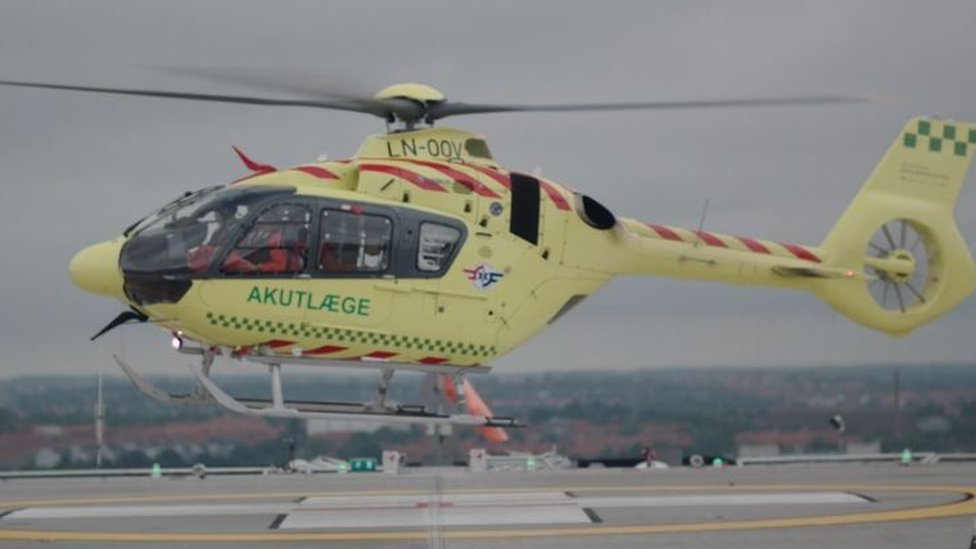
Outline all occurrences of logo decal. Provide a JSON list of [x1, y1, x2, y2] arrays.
[[463, 264, 504, 290]]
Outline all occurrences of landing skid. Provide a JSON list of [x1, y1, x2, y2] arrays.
[[112, 348, 518, 428], [114, 354, 213, 405], [187, 363, 518, 427]]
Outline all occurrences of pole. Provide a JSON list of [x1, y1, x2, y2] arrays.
[[95, 366, 105, 469], [894, 367, 903, 441]]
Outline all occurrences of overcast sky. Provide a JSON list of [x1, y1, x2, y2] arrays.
[[0, 0, 973, 378]]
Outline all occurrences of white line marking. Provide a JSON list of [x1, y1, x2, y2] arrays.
[[1, 491, 867, 527], [575, 492, 867, 508], [4, 502, 293, 520]]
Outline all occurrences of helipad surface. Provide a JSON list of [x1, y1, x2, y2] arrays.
[[1, 464, 974, 548]]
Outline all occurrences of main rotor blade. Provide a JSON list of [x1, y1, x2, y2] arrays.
[[162, 66, 376, 104], [427, 95, 879, 120], [0, 78, 880, 123], [0, 79, 421, 120]]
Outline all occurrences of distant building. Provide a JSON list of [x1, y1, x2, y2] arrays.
[[916, 416, 951, 435], [33, 425, 64, 437], [737, 443, 780, 458], [844, 441, 881, 454], [33, 448, 61, 469]]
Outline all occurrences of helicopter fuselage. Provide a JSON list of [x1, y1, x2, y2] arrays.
[[71, 126, 833, 369]]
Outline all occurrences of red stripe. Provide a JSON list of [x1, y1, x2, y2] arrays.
[[693, 230, 727, 248], [646, 223, 683, 242], [398, 160, 501, 198], [293, 166, 338, 180], [265, 339, 295, 349], [539, 179, 571, 211], [419, 357, 449, 365], [232, 146, 277, 173], [780, 243, 821, 263], [462, 164, 512, 189], [737, 236, 771, 254], [306, 345, 346, 355], [359, 163, 446, 192], [363, 351, 397, 360]]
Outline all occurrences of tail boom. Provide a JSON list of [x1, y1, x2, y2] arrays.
[[601, 117, 975, 336]]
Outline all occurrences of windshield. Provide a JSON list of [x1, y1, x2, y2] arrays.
[[120, 186, 294, 276], [125, 186, 223, 237]]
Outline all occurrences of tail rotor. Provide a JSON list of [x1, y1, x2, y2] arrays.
[[865, 219, 930, 313], [817, 117, 976, 335]]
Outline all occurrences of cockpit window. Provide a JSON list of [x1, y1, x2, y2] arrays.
[[120, 186, 294, 276], [417, 222, 461, 272], [125, 186, 223, 238], [318, 209, 392, 273], [221, 204, 311, 275]]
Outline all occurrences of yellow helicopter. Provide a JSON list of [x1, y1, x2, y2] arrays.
[[2, 78, 974, 440]]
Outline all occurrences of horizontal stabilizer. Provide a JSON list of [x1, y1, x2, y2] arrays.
[[772, 266, 869, 280]]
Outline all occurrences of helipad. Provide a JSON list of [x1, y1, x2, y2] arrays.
[[1, 464, 974, 548]]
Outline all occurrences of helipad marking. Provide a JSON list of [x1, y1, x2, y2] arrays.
[[573, 491, 867, 508], [282, 493, 588, 530], [5, 502, 294, 520], [1, 491, 864, 522], [0, 482, 955, 508], [0, 484, 973, 542]]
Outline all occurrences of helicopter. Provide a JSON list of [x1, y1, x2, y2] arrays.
[[1, 77, 974, 441]]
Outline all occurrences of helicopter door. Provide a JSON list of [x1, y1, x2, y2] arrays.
[[417, 217, 506, 363], [197, 202, 314, 336], [305, 206, 394, 332]]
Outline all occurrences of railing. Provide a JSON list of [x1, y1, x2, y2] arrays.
[[0, 466, 266, 479], [734, 452, 976, 466]]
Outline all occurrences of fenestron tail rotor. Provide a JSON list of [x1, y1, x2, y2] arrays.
[[865, 219, 930, 313], [816, 117, 976, 336]]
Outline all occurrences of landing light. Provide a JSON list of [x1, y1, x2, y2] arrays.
[[171, 335, 183, 351]]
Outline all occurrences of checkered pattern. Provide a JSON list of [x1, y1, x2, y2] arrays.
[[205, 312, 495, 357], [903, 119, 975, 157]]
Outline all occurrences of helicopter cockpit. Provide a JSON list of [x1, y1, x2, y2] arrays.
[[119, 185, 467, 306]]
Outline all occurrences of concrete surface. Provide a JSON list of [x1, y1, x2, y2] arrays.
[[1, 464, 974, 548]]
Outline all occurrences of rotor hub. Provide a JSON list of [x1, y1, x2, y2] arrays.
[[374, 83, 446, 104], [373, 83, 447, 129], [865, 219, 929, 312], [866, 249, 916, 283]]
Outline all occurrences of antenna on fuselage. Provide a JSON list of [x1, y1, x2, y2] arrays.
[[693, 198, 711, 248]]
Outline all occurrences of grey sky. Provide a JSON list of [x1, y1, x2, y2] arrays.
[[0, 0, 973, 377]]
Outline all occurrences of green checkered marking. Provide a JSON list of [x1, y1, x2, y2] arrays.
[[204, 312, 496, 357], [903, 119, 972, 157]]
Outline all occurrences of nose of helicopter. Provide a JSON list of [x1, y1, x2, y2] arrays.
[[69, 239, 126, 299]]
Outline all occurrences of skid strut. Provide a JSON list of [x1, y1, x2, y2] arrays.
[[371, 368, 396, 411]]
